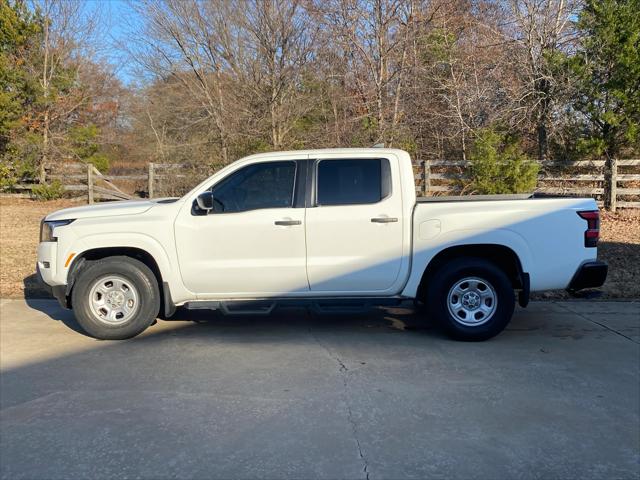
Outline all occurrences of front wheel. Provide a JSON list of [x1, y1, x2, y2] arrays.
[[71, 256, 160, 340], [425, 258, 515, 341]]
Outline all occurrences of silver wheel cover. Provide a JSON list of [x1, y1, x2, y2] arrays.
[[447, 277, 498, 326], [88, 275, 140, 325]]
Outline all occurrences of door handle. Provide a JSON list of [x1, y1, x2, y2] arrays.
[[371, 217, 398, 223], [274, 220, 302, 226]]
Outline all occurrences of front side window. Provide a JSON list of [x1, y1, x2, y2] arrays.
[[210, 161, 296, 213], [316, 158, 390, 206]]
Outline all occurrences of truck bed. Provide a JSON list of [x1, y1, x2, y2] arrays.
[[410, 193, 598, 292]]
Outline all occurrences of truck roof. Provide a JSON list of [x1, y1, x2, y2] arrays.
[[241, 147, 410, 161]]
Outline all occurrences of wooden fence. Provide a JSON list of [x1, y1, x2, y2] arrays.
[[415, 159, 640, 211], [5, 162, 213, 202], [4, 158, 639, 211]]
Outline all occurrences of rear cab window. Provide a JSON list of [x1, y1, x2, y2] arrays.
[[316, 158, 391, 206]]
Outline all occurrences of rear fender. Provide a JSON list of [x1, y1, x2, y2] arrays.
[[403, 228, 533, 298]]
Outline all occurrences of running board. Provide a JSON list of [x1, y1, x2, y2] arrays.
[[185, 300, 276, 315], [184, 297, 406, 315], [311, 300, 375, 314]]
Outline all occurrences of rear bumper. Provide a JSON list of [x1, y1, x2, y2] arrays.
[[36, 264, 68, 308], [567, 261, 608, 292]]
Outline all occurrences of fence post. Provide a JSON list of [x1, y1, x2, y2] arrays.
[[87, 163, 94, 204], [609, 157, 617, 212], [148, 162, 155, 199], [423, 160, 431, 196]]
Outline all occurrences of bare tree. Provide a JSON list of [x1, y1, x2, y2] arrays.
[[239, 0, 319, 149], [128, 0, 237, 164], [113, 0, 591, 172], [405, 0, 517, 161], [312, 0, 414, 145], [127, 0, 319, 161], [508, 0, 579, 160], [31, 0, 101, 181]]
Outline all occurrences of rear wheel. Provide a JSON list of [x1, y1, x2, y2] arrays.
[[71, 256, 160, 340], [425, 257, 515, 341]]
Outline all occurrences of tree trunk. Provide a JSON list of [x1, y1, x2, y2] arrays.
[[214, 73, 229, 164], [39, 110, 49, 184], [537, 123, 548, 162], [40, 11, 50, 185], [603, 123, 617, 211]]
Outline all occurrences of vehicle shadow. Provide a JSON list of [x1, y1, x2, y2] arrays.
[[23, 268, 442, 337], [23, 297, 85, 335], [22, 290, 441, 341], [22, 273, 53, 299]]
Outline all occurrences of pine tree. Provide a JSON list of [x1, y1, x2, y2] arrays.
[[0, 1, 41, 187], [569, 0, 640, 158]]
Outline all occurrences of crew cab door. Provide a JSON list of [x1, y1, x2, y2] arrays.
[[305, 154, 406, 294], [174, 158, 309, 297]]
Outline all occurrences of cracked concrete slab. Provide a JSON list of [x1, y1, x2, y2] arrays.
[[308, 328, 370, 479], [1, 299, 638, 479]]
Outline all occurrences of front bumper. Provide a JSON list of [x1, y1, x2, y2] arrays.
[[36, 264, 68, 308], [567, 261, 608, 292]]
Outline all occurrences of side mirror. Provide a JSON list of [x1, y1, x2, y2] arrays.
[[196, 191, 215, 212]]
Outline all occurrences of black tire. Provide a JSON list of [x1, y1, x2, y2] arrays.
[[71, 256, 160, 340], [425, 257, 515, 341]]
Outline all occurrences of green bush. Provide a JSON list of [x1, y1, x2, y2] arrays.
[[85, 153, 109, 173], [467, 130, 539, 194], [31, 180, 64, 200], [0, 162, 17, 190], [69, 124, 111, 173]]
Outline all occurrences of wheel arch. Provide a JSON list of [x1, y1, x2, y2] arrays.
[[416, 244, 528, 304], [64, 247, 174, 316]]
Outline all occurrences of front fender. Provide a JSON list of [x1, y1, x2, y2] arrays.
[[54, 233, 174, 289]]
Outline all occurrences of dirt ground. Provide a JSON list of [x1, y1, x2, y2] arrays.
[[0, 197, 638, 299], [0, 198, 80, 298], [583, 210, 640, 298]]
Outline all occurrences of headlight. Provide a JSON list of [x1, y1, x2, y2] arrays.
[[40, 219, 75, 242]]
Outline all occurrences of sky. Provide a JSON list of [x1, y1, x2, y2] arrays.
[[83, 0, 145, 86]]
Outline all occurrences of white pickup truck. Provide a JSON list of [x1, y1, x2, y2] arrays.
[[37, 148, 607, 341]]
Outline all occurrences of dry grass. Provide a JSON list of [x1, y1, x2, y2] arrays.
[[0, 197, 638, 300], [594, 210, 640, 298], [0, 198, 80, 298]]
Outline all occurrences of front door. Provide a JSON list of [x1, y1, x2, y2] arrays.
[[175, 159, 309, 297]]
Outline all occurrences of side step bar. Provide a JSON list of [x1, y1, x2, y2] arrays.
[[184, 297, 406, 315], [184, 300, 276, 315]]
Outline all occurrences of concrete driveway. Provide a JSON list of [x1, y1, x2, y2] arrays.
[[1, 298, 638, 480]]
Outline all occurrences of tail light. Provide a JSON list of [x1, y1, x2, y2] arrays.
[[577, 210, 600, 248]]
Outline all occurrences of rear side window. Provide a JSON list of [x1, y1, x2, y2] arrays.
[[316, 159, 391, 206]]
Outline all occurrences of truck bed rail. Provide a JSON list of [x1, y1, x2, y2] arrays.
[[417, 194, 534, 203]]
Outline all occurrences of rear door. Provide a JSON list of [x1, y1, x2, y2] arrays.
[[304, 154, 406, 294]]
